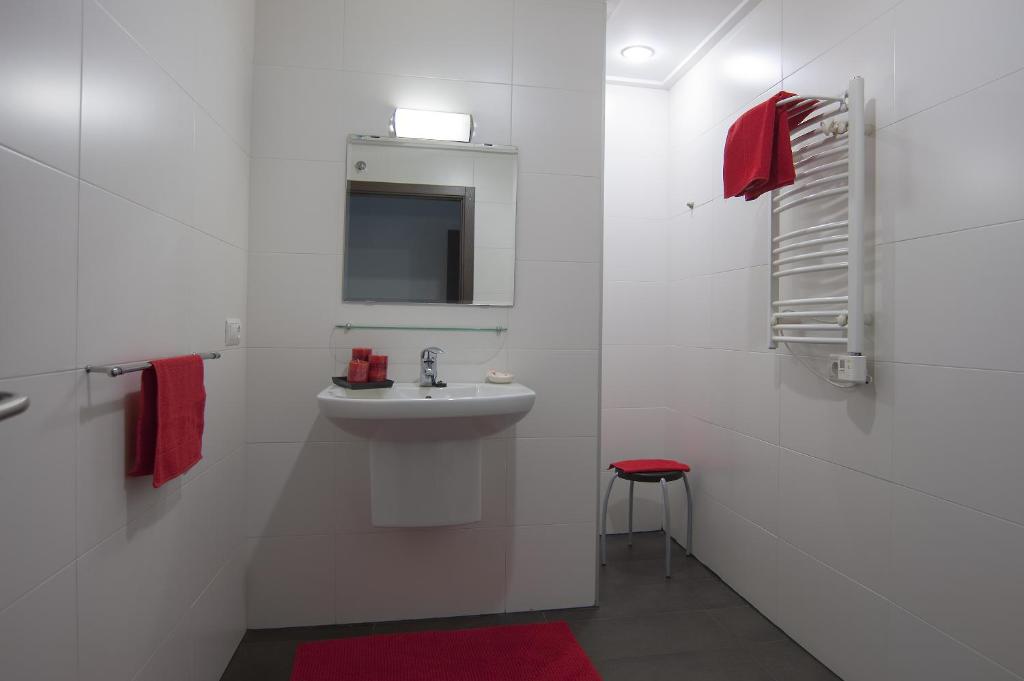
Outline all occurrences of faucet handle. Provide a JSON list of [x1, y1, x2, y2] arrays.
[[421, 346, 445, 360]]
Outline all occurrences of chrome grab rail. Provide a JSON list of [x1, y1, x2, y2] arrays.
[[0, 392, 30, 422]]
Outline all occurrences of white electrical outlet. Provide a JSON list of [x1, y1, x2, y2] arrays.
[[829, 354, 868, 384], [225, 318, 242, 346]]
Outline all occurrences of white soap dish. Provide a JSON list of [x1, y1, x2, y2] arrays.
[[486, 369, 514, 384]]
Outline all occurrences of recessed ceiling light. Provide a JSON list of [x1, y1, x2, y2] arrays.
[[620, 45, 655, 62]]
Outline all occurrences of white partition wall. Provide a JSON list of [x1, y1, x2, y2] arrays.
[[247, 0, 606, 626], [665, 1, 1024, 680], [0, 2, 254, 680]]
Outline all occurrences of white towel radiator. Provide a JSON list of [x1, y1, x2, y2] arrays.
[[768, 76, 869, 384]]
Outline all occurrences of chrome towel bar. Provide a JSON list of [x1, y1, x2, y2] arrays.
[[85, 352, 222, 377]]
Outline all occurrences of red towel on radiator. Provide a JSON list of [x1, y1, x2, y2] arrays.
[[129, 355, 206, 487], [723, 91, 817, 201]]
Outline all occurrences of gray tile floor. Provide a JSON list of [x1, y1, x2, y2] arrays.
[[221, 532, 840, 680]]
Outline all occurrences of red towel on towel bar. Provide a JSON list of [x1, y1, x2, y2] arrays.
[[723, 91, 817, 201], [129, 355, 206, 487]]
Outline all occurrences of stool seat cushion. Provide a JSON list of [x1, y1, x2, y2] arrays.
[[609, 459, 691, 474]]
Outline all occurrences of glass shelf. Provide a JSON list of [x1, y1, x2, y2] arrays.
[[336, 323, 507, 334]]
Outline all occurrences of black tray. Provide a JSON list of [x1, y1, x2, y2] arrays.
[[333, 376, 394, 390]]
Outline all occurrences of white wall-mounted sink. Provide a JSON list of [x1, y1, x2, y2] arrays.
[[315, 381, 536, 527], [317, 382, 535, 420]]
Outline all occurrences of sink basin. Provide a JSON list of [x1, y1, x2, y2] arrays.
[[317, 382, 536, 420]]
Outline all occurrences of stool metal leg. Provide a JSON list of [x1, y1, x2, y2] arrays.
[[660, 477, 671, 578], [682, 472, 693, 556], [600, 474, 617, 565], [627, 481, 635, 546]]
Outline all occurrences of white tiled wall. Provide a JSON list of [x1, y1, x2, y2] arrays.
[[247, 0, 605, 626], [665, 1, 1024, 679], [601, 85, 674, 534], [0, 1, 253, 679]]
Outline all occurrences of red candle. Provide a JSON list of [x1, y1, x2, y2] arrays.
[[352, 347, 372, 362], [347, 359, 369, 383], [368, 355, 388, 382]]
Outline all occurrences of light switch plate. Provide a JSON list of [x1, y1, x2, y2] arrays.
[[225, 318, 241, 346]]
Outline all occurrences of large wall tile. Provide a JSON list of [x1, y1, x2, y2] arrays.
[[602, 281, 668, 347], [890, 487, 1024, 677], [335, 528, 507, 623], [776, 541, 889, 681], [604, 217, 669, 283], [251, 66, 344, 161], [246, 442, 338, 537], [189, 551, 246, 681], [0, 372, 77, 612], [188, 232, 248, 353], [605, 85, 670, 220], [893, 221, 1024, 371], [709, 350, 779, 444], [247, 534, 334, 628], [97, 0, 200, 94], [246, 347, 362, 444], [0, 565, 77, 681], [0, 0, 81, 174], [510, 261, 600, 349], [893, 363, 1024, 525], [601, 407, 667, 463], [192, 0, 254, 150], [893, 0, 1024, 120], [77, 184, 191, 368], [0, 148, 78, 378], [508, 437, 597, 525], [877, 71, 1024, 244], [250, 158, 343, 254], [708, 426, 779, 533], [779, 356, 892, 478], [778, 448, 891, 594], [782, 10, 895, 130], [343, 0, 513, 83], [508, 350, 599, 439], [77, 499, 191, 681], [133, 613, 191, 681], [704, 0, 782, 125], [81, 1, 194, 224], [512, 86, 603, 177], [697, 496, 778, 618], [517, 173, 601, 263], [710, 193, 771, 274], [194, 110, 250, 249], [602, 345, 668, 409], [513, 0, 604, 92], [247, 252, 338, 348], [709, 266, 769, 352], [507, 523, 596, 611], [255, 0, 344, 69], [781, 0, 898, 78], [887, 604, 1021, 681], [184, 451, 245, 602]]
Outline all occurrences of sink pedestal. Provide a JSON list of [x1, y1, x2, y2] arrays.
[[371, 439, 481, 526], [317, 382, 535, 528]]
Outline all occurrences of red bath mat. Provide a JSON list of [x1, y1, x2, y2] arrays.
[[289, 621, 600, 681]]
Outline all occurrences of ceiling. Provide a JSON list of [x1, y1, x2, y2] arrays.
[[606, 0, 754, 88]]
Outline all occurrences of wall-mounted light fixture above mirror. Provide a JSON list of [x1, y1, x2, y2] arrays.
[[344, 135, 517, 306], [390, 108, 474, 143]]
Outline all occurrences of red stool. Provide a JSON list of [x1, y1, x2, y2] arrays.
[[600, 459, 692, 578]]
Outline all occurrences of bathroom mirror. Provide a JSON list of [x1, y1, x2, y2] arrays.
[[343, 135, 517, 306]]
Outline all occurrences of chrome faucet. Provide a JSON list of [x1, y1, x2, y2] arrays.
[[419, 347, 446, 387]]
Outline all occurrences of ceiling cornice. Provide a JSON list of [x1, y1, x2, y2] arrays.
[[606, 0, 762, 90]]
